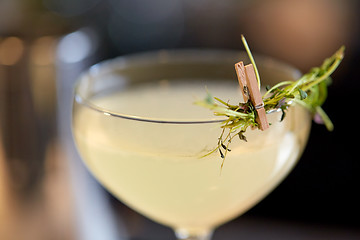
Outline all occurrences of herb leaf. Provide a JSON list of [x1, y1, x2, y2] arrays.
[[298, 88, 308, 100]]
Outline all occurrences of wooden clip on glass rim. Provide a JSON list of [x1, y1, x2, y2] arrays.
[[235, 62, 269, 131]]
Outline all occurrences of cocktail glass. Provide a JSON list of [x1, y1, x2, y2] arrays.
[[72, 50, 311, 240]]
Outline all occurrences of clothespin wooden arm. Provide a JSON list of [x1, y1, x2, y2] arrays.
[[234, 61, 249, 103], [235, 62, 269, 131]]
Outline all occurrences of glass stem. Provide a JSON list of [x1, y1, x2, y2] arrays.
[[175, 228, 213, 240]]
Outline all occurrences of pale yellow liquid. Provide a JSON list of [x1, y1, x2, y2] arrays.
[[73, 80, 311, 234]]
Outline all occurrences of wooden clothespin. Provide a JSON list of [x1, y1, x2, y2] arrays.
[[235, 62, 269, 131]]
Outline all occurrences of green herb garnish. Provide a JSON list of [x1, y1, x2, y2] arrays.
[[196, 40, 344, 167]]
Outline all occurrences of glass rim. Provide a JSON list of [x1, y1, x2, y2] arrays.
[[73, 49, 301, 124]]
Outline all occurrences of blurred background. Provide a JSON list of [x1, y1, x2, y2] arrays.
[[0, 0, 359, 239]]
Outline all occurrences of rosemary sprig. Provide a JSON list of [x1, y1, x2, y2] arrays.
[[195, 45, 344, 166]]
